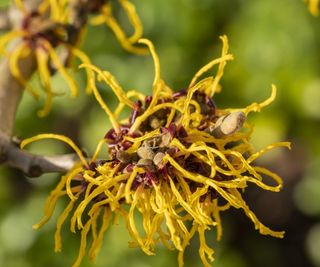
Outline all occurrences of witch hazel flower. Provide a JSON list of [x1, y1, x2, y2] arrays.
[[22, 36, 290, 267], [0, 0, 89, 116], [0, 0, 145, 116]]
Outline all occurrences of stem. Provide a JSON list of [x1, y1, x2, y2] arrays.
[[0, 54, 36, 136], [0, 132, 79, 176], [0, 0, 96, 175]]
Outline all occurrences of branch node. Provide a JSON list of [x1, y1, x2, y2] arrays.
[[28, 164, 43, 177]]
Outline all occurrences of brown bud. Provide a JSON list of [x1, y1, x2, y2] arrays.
[[137, 146, 155, 160], [116, 150, 132, 164], [153, 152, 165, 168], [211, 111, 246, 138], [136, 159, 155, 171], [137, 158, 153, 166], [161, 132, 172, 147]]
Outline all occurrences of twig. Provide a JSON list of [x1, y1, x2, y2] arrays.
[[0, 0, 100, 175], [0, 133, 79, 177]]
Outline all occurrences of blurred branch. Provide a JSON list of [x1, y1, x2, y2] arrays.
[[0, 53, 36, 136], [0, 8, 10, 30], [0, 133, 79, 177], [0, 0, 101, 175], [0, 2, 37, 136]]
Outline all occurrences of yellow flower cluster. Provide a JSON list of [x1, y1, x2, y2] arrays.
[[0, 0, 144, 116], [305, 0, 320, 16], [22, 36, 290, 267]]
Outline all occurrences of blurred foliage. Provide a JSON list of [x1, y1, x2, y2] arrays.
[[0, 0, 320, 266]]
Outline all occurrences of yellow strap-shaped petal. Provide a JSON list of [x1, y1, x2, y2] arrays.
[[21, 133, 88, 167]]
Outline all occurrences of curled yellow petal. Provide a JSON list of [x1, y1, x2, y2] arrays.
[[21, 133, 88, 167]]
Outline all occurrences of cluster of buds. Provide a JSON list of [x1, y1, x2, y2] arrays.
[[21, 36, 290, 267]]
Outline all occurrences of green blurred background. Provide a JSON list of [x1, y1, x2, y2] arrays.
[[1, 0, 320, 266]]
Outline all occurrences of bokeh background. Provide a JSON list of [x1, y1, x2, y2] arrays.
[[0, 0, 320, 266]]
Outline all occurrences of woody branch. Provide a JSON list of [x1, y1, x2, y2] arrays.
[[0, 0, 94, 176]]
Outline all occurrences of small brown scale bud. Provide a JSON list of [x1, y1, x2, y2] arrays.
[[137, 158, 153, 166], [137, 146, 155, 160], [208, 111, 246, 138], [153, 152, 165, 168], [116, 150, 132, 164], [137, 159, 156, 172], [161, 132, 172, 147]]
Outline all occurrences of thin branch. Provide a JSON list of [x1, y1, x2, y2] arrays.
[[0, 0, 99, 175], [0, 133, 79, 177]]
